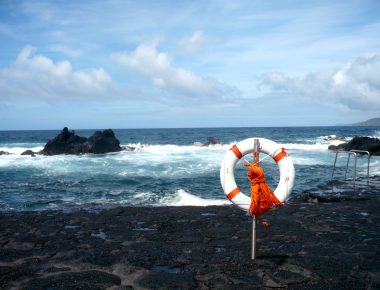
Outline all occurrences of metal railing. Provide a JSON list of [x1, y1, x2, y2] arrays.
[[331, 150, 371, 186]]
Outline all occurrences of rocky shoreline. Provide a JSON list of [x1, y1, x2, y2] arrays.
[[1, 186, 379, 289]]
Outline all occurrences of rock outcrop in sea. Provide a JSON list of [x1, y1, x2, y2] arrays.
[[41, 127, 121, 155], [328, 136, 380, 156], [191, 137, 221, 147], [21, 150, 37, 157], [203, 136, 220, 146]]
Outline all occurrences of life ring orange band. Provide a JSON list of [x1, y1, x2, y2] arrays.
[[227, 187, 241, 200], [273, 149, 287, 163], [230, 145, 242, 159]]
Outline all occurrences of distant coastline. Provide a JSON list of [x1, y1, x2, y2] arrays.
[[347, 117, 380, 126]]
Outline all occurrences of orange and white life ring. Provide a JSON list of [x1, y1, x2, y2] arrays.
[[220, 138, 295, 212]]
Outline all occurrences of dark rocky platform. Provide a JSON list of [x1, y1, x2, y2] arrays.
[[1, 189, 379, 289]]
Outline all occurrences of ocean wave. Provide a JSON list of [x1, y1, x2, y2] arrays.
[[123, 142, 228, 152], [280, 135, 348, 151], [0, 146, 43, 155], [133, 189, 229, 207], [280, 143, 329, 151], [371, 130, 380, 139], [0, 138, 373, 175], [0, 141, 334, 172], [123, 141, 338, 154]]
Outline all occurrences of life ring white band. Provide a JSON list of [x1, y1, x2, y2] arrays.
[[220, 138, 295, 212]]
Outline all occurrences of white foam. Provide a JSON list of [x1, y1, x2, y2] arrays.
[[120, 141, 338, 172], [124, 143, 228, 154], [281, 143, 329, 151], [0, 146, 43, 155], [280, 137, 347, 151], [0, 140, 335, 173], [371, 130, 380, 139], [115, 144, 226, 178], [133, 191, 154, 200], [133, 189, 229, 207], [162, 189, 230, 206]]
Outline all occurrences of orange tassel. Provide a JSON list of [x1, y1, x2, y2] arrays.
[[244, 162, 283, 227]]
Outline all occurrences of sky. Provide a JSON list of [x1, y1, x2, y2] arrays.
[[0, 0, 379, 130]]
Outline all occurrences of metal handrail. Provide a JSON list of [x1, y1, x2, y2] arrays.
[[331, 150, 371, 186], [349, 150, 370, 183], [331, 151, 357, 182]]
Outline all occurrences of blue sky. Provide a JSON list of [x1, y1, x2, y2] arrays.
[[0, 0, 379, 130]]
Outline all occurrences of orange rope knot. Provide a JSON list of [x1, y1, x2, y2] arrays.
[[243, 162, 283, 227]]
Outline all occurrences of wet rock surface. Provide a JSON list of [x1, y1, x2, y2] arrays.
[[0, 187, 379, 289]]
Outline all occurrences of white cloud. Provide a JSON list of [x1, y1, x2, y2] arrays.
[[112, 40, 239, 100], [178, 30, 206, 53], [261, 53, 380, 111], [0, 45, 117, 101]]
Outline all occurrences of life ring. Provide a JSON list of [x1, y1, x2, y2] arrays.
[[220, 138, 295, 212]]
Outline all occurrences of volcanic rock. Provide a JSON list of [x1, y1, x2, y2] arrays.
[[203, 137, 220, 146], [41, 127, 87, 155], [328, 136, 380, 156], [82, 129, 121, 154], [41, 127, 121, 155], [1, 183, 379, 290], [21, 150, 36, 157]]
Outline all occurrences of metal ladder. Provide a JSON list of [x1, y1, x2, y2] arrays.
[[331, 150, 371, 186]]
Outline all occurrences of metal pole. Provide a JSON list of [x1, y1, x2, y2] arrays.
[[345, 154, 351, 180], [252, 216, 256, 259], [253, 139, 260, 165], [252, 139, 260, 260], [331, 152, 338, 180], [353, 153, 357, 187], [367, 155, 371, 184]]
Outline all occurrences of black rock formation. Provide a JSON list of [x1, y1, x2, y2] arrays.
[[328, 136, 380, 156], [83, 129, 121, 154], [21, 150, 37, 157], [203, 137, 220, 146], [41, 127, 121, 155]]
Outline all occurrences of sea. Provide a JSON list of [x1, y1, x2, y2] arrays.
[[0, 126, 379, 212]]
